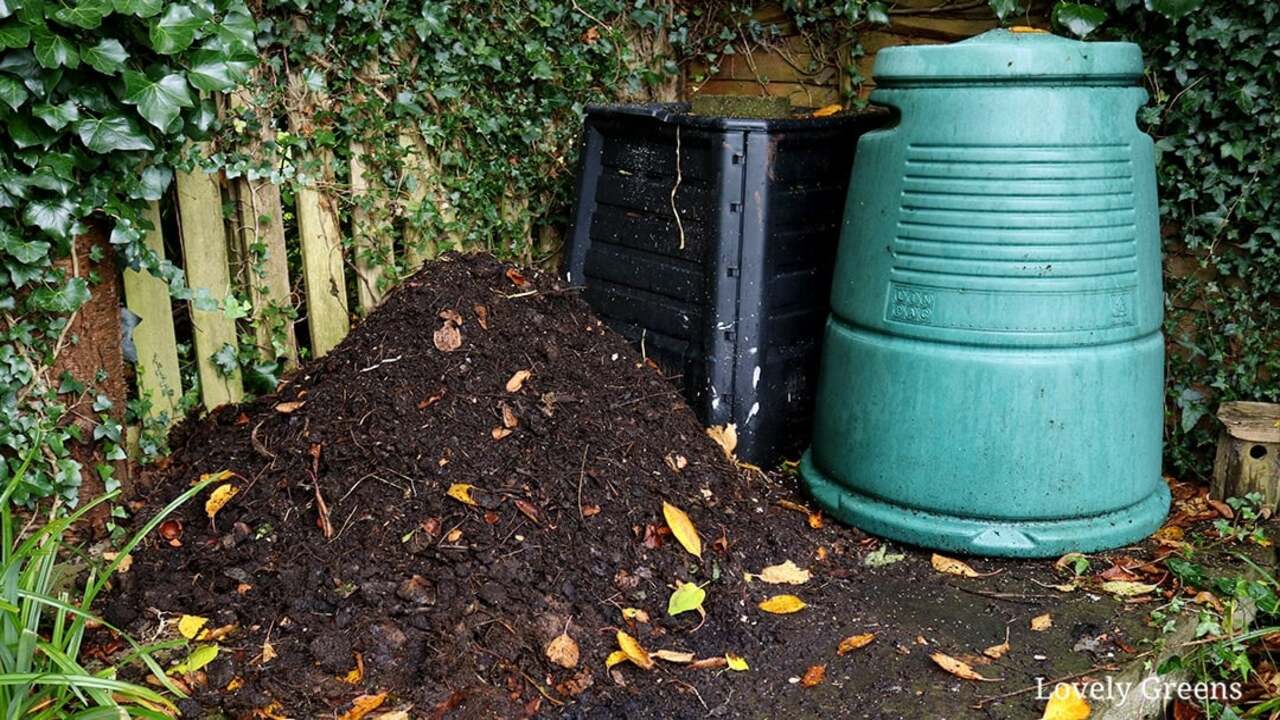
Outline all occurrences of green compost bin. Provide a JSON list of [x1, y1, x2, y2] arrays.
[[800, 29, 1170, 558]]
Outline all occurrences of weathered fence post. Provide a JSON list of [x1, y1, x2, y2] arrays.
[[350, 140, 394, 311], [122, 201, 182, 421]]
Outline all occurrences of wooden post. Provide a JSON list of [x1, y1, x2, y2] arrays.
[[1212, 401, 1280, 510], [177, 165, 244, 410], [350, 140, 393, 311], [398, 129, 432, 272], [231, 78, 299, 369], [122, 202, 182, 421], [288, 72, 350, 358]]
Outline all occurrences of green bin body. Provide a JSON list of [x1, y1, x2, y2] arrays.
[[800, 29, 1170, 557]]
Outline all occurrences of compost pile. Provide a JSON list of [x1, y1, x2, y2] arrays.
[[108, 253, 867, 718]]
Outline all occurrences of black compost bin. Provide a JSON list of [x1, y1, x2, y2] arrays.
[[564, 102, 886, 466]]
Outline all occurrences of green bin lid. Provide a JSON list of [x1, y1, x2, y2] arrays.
[[873, 28, 1143, 85]]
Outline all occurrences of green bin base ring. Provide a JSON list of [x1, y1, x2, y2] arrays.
[[800, 452, 1171, 558]]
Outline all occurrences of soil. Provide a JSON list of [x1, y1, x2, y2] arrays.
[[107, 253, 1253, 720]]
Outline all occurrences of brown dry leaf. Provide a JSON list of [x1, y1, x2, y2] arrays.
[[652, 649, 695, 664], [581, 504, 601, 518], [664, 453, 687, 472], [1041, 682, 1091, 720], [491, 427, 513, 440], [983, 629, 1011, 659], [446, 483, 478, 506], [706, 424, 738, 459], [1152, 525, 1184, 544], [621, 607, 650, 624], [444, 528, 462, 543], [689, 656, 728, 670], [505, 369, 532, 393], [662, 501, 702, 559], [259, 641, 277, 664], [205, 484, 239, 523], [1031, 613, 1053, 632], [514, 499, 540, 524], [546, 632, 579, 669], [1054, 552, 1087, 572], [616, 630, 654, 670], [929, 652, 1000, 682], [931, 553, 984, 578], [812, 104, 842, 117], [1207, 498, 1234, 519], [338, 692, 387, 720], [758, 594, 807, 614], [274, 400, 305, 414], [581, 26, 599, 44], [505, 267, 527, 287], [432, 322, 462, 352], [472, 304, 489, 329], [501, 404, 518, 429], [748, 560, 811, 585], [838, 633, 875, 655], [340, 653, 364, 684], [801, 664, 827, 687], [807, 511, 824, 529], [438, 308, 463, 325], [201, 624, 236, 642]]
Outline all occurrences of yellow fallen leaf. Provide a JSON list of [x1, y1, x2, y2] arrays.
[[1100, 580, 1158, 597], [226, 677, 244, 691], [505, 369, 532, 392], [725, 653, 749, 671], [616, 630, 654, 670], [621, 607, 650, 623], [1031, 613, 1053, 631], [446, 483, 478, 506], [749, 560, 811, 585], [812, 103, 842, 117], [259, 641, 277, 664], [758, 594, 807, 614], [177, 615, 208, 640], [929, 652, 1000, 682], [983, 629, 1011, 659], [604, 650, 629, 669], [341, 653, 364, 684], [338, 692, 387, 720], [546, 632, 579, 669], [274, 400, 305, 414], [931, 553, 982, 578], [801, 664, 826, 687], [706, 424, 738, 459], [662, 501, 702, 559], [1041, 682, 1091, 720], [197, 469, 234, 485], [205, 484, 239, 522], [838, 633, 875, 655], [652, 649, 695, 663]]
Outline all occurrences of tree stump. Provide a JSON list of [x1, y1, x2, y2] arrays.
[[1212, 401, 1280, 510]]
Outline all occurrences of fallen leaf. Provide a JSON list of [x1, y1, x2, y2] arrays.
[[546, 632, 579, 669], [1152, 525, 1184, 543], [338, 692, 387, 720], [652, 649, 695, 664], [491, 427, 513, 440], [433, 322, 462, 352], [758, 594, 807, 614], [801, 664, 826, 687], [1055, 552, 1089, 574], [172, 644, 219, 675], [260, 641, 277, 664], [205, 484, 239, 523], [514, 499, 540, 524], [1041, 682, 1091, 720], [473, 304, 489, 329], [604, 650, 628, 669], [662, 501, 702, 559], [664, 453, 687, 472], [1207, 498, 1234, 519], [417, 390, 445, 409], [838, 633, 875, 655], [706, 424, 738, 458], [616, 630, 654, 670], [667, 582, 706, 617], [1031, 613, 1053, 631], [501, 404, 518, 429], [505, 369, 532, 393], [274, 400, 305, 414], [505, 267, 527, 287], [690, 656, 728, 670], [929, 652, 1000, 682], [177, 615, 209, 640], [864, 545, 905, 567], [812, 104, 842, 117], [446, 483, 478, 506], [621, 607, 650, 623], [581, 504, 601, 518], [201, 623, 236, 642], [226, 677, 243, 691], [1101, 580, 1159, 597], [931, 553, 983, 578], [438, 308, 463, 325], [725, 653, 749, 671], [983, 629, 1011, 659], [748, 560, 811, 585], [807, 511, 824, 529], [341, 653, 364, 684]]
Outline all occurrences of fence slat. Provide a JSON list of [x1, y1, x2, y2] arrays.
[[398, 129, 431, 272], [122, 202, 182, 422], [350, 141, 393, 312], [177, 167, 245, 410], [231, 82, 299, 370], [287, 79, 350, 357]]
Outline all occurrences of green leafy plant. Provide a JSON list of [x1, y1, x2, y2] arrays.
[[0, 445, 214, 717]]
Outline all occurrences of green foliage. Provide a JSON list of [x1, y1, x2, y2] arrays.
[[0, 447, 214, 717], [0, 0, 255, 504]]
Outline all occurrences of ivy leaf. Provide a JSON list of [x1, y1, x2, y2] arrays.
[[9, 113, 55, 147], [112, 0, 160, 17], [22, 197, 76, 239], [82, 38, 128, 74], [32, 100, 78, 130], [0, 74, 26, 110], [123, 70, 193, 129], [76, 114, 155, 153], [1145, 0, 1201, 19], [214, 9, 255, 50], [1, 235, 48, 264], [52, 0, 112, 29], [0, 0, 17, 20], [866, 1, 889, 24], [212, 343, 238, 377], [149, 4, 202, 54], [187, 49, 242, 91], [1052, 2, 1107, 38], [31, 28, 80, 69], [0, 22, 29, 48], [989, 0, 1023, 19], [130, 164, 172, 201]]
